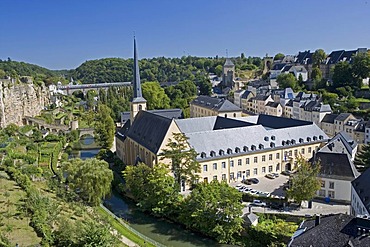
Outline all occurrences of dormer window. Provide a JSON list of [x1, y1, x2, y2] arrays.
[[219, 149, 224, 156], [264, 136, 269, 141], [271, 135, 276, 141], [313, 136, 318, 141], [259, 144, 264, 149], [227, 148, 232, 154], [210, 151, 216, 157], [235, 147, 240, 153], [251, 145, 256, 151], [291, 139, 296, 144], [307, 137, 311, 142], [286, 140, 290, 145], [270, 142, 275, 148], [243, 146, 249, 152], [299, 138, 304, 143], [282, 141, 285, 146], [200, 152, 206, 158], [319, 135, 323, 140]]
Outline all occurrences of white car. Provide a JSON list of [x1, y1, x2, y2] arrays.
[[251, 199, 267, 207], [248, 189, 258, 195]]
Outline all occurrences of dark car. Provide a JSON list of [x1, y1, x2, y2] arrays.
[[242, 179, 252, 185], [249, 178, 259, 184], [281, 170, 293, 176]]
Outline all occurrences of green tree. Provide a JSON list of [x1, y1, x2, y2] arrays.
[[352, 52, 370, 83], [276, 73, 299, 90], [214, 65, 223, 77], [286, 156, 321, 205], [142, 81, 170, 109], [123, 163, 151, 202], [273, 53, 285, 61], [312, 49, 326, 67], [94, 104, 115, 149], [196, 75, 212, 96], [0, 69, 5, 78], [332, 61, 357, 88], [62, 158, 113, 206], [160, 133, 201, 190], [311, 67, 322, 82], [354, 144, 370, 172], [180, 180, 243, 243], [79, 219, 117, 247]]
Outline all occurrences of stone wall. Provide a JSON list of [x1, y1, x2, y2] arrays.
[[0, 79, 50, 128]]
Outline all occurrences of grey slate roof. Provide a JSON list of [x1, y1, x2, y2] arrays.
[[257, 114, 312, 129], [319, 132, 357, 158], [186, 121, 327, 160], [243, 212, 259, 225], [285, 100, 293, 107], [224, 58, 234, 67], [312, 152, 359, 180], [289, 214, 370, 247], [265, 102, 281, 108], [321, 113, 338, 124], [352, 168, 370, 214], [241, 90, 254, 99], [125, 111, 172, 154], [336, 113, 353, 122], [295, 50, 313, 64], [121, 108, 183, 124], [191, 96, 241, 112]]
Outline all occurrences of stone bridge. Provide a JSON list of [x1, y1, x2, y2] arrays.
[[57, 82, 131, 95], [78, 128, 95, 138], [24, 117, 69, 134]]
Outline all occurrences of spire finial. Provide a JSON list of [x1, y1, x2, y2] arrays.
[[226, 49, 229, 58]]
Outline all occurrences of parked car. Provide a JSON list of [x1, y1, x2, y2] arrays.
[[272, 172, 280, 178], [265, 173, 276, 179], [248, 189, 258, 195], [235, 184, 244, 188], [241, 187, 252, 193], [281, 170, 293, 176], [242, 179, 252, 185], [248, 178, 260, 184], [251, 199, 267, 207]]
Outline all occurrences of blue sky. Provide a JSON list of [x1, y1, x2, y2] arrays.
[[0, 0, 369, 70]]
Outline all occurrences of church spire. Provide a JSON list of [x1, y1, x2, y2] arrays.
[[132, 37, 146, 102], [130, 37, 147, 123]]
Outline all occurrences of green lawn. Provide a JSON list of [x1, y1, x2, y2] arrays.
[[0, 172, 41, 246], [96, 206, 156, 247]]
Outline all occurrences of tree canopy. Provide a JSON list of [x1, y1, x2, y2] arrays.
[[62, 158, 113, 206], [273, 53, 285, 61], [179, 180, 244, 244], [142, 81, 170, 109], [354, 144, 370, 172], [286, 156, 321, 204], [94, 104, 115, 149], [276, 73, 300, 90], [160, 133, 201, 190], [312, 49, 326, 67]]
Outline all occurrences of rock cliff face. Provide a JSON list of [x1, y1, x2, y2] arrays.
[[0, 79, 50, 128]]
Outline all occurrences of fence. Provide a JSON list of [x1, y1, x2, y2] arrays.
[[100, 204, 166, 247]]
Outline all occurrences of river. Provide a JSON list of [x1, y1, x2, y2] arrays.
[[73, 137, 231, 247]]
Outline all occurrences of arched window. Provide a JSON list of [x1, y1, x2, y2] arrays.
[[225, 114, 227, 118], [219, 149, 225, 155], [233, 113, 236, 117], [251, 145, 256, 151], [299, 138, 304, 143], [270, 142, 275, 148], [259, 144, 264, 149], [210, 151, 216, 157], [200, 152, 206, 158], [139, 105, 142, 111], [243, 146, 249, 152], [235, 147, 240, 153], [227, 148, 232, 154]]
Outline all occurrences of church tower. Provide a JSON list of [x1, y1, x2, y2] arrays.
[[130, 37, 147, 123]]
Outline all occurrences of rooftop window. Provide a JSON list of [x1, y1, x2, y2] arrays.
[[200, 152, 206, 158]]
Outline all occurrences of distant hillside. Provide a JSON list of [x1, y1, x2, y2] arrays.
[[72, 56, 263, 84], [0, 55, 262, 85]]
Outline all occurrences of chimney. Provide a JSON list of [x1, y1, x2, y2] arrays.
[[315, 215, 321, 226]]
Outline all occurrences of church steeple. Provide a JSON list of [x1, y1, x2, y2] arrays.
[[130, 37, 147, 123]]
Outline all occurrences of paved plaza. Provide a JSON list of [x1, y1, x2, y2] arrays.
[[232, 174, 350, 216]]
